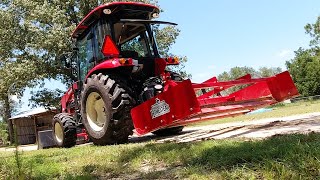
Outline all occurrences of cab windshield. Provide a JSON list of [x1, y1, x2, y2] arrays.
[[114, 22, 157, 58], [113, 20, 177, 59]]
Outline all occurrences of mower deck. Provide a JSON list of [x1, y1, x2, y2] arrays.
[[131, 71, 299, 135]]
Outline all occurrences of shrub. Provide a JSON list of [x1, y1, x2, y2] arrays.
[[0, 121, 8, 146]]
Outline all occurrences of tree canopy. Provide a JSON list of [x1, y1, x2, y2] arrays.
[[217, 66, 282, 94], [286, 17, 320, 97], [218, 66, 283, 81], [286, 48, 320, 96]]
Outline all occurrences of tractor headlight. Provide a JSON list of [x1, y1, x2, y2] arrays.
[[152, 13, 159, 18], [103, 9, 112, 15]]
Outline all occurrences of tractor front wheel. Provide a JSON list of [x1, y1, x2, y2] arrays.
[[81, 73, 134, 145], [52, 113, 77, 148]]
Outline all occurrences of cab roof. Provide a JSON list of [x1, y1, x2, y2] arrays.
[[71, 2, 159, 38]]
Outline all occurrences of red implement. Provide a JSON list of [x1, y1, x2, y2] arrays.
[[131, 71, 299, 135]]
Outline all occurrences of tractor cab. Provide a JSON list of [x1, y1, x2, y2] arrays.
[[72, 2, 177, 80]]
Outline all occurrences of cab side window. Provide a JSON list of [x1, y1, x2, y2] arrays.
[[78, 32, 94, 80], [93, 20, 112, 62]]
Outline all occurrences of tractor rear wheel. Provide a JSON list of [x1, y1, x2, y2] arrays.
[[81, 73, 134, 145], [52, 113, 77, 148]]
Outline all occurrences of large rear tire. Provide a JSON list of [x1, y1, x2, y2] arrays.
[[81, 73, 134, 145], [52, 113, 77, 148]]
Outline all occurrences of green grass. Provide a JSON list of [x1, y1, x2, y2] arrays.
[[192, 100, 320, 127], [1, 133, 320, 179], [1, 100, 319, 179]]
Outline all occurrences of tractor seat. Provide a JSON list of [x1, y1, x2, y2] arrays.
[[121, 51, 139, 58]]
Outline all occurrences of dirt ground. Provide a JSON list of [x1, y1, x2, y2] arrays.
[[1, 112, 320, 152], [129, 112, 320, 143]]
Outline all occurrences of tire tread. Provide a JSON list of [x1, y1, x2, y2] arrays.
[[53, 113, 77, 148]]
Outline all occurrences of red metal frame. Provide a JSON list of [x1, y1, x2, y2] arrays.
[[85, 58, 134, 79], [131, 71, 299, 136], [77, 128, 89, 143], [61, 82, 78, 114]]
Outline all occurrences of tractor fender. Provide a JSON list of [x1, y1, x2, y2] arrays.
[[85, 59, 133, 79]]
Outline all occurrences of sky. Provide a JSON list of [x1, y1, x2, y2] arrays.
[[17, 0, 320, 112], [158, 0, 320, 82]]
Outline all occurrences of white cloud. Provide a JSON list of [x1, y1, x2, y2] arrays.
[[277, 49, 294, 59]]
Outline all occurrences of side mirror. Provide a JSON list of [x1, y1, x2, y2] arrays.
[[59, 53, 71, 68]]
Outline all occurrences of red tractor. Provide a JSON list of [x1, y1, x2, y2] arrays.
[[53, 2, 299, 147]]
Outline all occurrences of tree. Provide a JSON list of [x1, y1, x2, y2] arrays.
[[29, 89, 64, 109], [0, 121, 8, 146], [258, 67, 282, 77], [0, 3, 43, 142], [217, 66, 282, 94], [0, 98, 20, 145], [218, 66, 258, 81], [286, 16, 320, 97], [305, 16, 320, 48], [286, 48, 320, 96], [217, 66, 257, 95]]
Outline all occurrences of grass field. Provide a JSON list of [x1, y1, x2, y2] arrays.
[[1, 133, 320, 179], [193, 100, 320, 126], [1, 100, 320, 179]]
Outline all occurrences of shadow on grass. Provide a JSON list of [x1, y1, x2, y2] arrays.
[[128, 129, 198, 143], [5, 133, 320, 179], [117, 133, 320, 179]]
